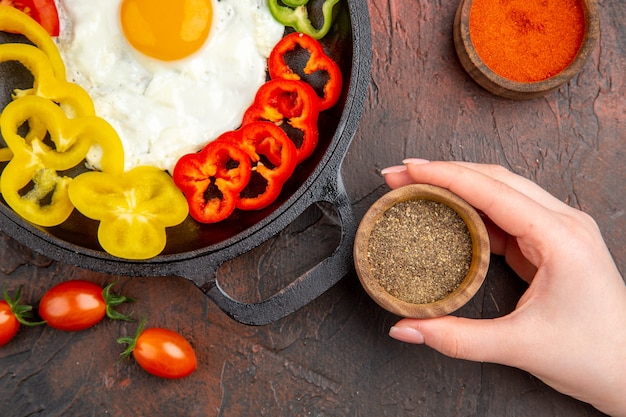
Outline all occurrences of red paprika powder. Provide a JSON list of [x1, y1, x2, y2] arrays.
[[469, 0, 585, 82]]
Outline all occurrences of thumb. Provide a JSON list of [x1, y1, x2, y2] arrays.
[[389, 316, 520, 365]]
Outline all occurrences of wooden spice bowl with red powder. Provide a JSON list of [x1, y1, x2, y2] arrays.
[[353, 185, 490, 318], [453, 0, 599, 99]]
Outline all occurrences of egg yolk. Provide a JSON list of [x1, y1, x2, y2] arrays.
[[120, 0, 213, 61]]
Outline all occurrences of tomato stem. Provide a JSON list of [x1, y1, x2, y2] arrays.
[[2, 284, 45, 327], [102, 281, 135, 322], [117, 317, 146, 360]]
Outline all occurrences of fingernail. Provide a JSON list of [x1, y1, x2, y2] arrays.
[[389, 326, 425, 344], [402, 158, 431, 165], [380, 165, 407, 175]]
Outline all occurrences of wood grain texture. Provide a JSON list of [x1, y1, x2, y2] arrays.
[[1, 0, 624, 415]]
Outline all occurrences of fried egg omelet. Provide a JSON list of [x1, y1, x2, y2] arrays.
[[54, 0, 285, 172]]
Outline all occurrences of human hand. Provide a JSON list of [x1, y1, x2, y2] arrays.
[[381, 160, 626, 416]]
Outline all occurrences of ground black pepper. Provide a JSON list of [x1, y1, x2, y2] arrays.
[[367, 199, 473, 304]]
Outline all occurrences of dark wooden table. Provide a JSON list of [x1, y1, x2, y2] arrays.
[[1, 1, 624, 416]]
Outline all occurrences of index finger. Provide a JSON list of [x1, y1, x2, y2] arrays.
[[396, 161, 560, 242], [384, 160, 570, 214]]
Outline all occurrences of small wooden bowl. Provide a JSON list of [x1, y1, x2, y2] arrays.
[[453, 0, 599, 99], [354, 185, 490, 318]]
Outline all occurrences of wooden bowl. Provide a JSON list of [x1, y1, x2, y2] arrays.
[[453, 0, 599, 99], [353, 184, 490, 318]]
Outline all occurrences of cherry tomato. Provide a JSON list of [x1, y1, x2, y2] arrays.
[[1, 0, 61, 36], [0, 300, 20, 347], [39, 280, 133, 331], [118, 320, 197, 379], [0, 286, 43, 346]]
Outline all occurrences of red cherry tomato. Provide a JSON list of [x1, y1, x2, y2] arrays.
[[118, 321, 197, 379], [2, 0, 61, 36], [39, 280, 133, 331], [0, 286, 43, 346], [0, 300, 20, 347]]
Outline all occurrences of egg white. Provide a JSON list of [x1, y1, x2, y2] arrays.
[[53, 0, 284, 172]]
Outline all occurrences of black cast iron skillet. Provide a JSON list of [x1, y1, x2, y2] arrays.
[[0, 1, 371, 325]]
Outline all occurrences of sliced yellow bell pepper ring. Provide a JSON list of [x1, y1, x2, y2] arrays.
[[68, 166, 190, 260], [0, 5, 65, 79], [1, 95, 123, 174], [0, 7, 92, 161], [0, 43, 97, 161], [0, 153, 74, 227], [0, 43, 95, 117], [0, 147, 11, 162], [0, 95, 125, 227]]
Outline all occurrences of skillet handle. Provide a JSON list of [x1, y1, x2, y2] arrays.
[[206, 174, 356, 326]]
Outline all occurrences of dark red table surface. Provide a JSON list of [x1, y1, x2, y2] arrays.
[[2, 1, 625, 416]]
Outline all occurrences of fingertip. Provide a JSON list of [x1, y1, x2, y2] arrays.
[[389, 325, 425, 344], [391, 316, 516, 365], [381, 158, 432, 188], [380, 165, 407, 176], [402, 158, 431, 166], [381, 167, 413, 189]]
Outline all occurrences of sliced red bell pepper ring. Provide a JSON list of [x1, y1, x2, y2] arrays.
[[1, 1, 60, 37], [222, 121, 297, 211], [173, 139, 252, 224], [269, 32, 343, 111], [242, 79, 320, 164]]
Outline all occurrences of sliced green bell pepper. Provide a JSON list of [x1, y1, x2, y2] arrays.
[[268, 0, 340, 40]]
